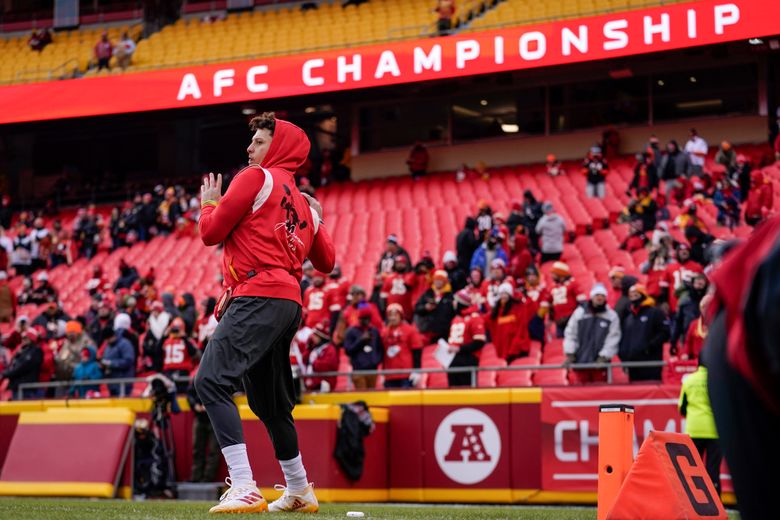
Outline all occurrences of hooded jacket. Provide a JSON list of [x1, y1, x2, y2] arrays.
[[179, 292, 197, 335], [619, 298, 669, 363], [2, 342, 42, 392], [71, 346, 103, 397], [456, 218, 479, 273], [536, 213, 566, 254], [564, 302, 621, 363], [199, 118, 336, 305]]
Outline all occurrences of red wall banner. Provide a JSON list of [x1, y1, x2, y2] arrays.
[[540, 385, 733, 494], [0, 0, 777, 125]]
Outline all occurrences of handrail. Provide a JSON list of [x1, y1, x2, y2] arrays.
[[14, 58, 79, 82], [16, 360, 670, 400]]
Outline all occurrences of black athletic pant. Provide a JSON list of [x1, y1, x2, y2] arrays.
[[705, 310, 780, 520], [194, 297, 302, 461], [692, 438, 723, 495]]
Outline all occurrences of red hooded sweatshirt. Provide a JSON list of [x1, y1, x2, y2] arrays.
[[199, 119, 336, 305]]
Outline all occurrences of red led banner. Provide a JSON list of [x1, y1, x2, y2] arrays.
[[0, 0, 776, 124]]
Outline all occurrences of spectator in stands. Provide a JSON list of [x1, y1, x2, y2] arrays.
[[324, 264, 350, 324], [713, 180, 741, 229], [74, 210, 100, 259], [138, 193, 158, 241], [670, 273, 708, 354], [545, 154, 563, 177], [522, 266, 549, 344], [142, 301, 169, 372], [581, 145, 609, 199], [715, 141, 737, 173], [680, 294, 711, 361], [161, 291, 180, 320], [619, 284, 668, 381], [563, 283, 620, 383], [733, 154, 752, 202], [621, 188, 657, 233], [629, 152, 659, 195], [381, 304, 420, 388], [620, 218, 649, 253], [69, 346, 103, 398], [447, 290, 486, 387], [678, 355, 722, 495], [470, 228, 508, 277], [344, 307, 383, 390], [94, 32, 114, 71], [49, 220, 70, 268], [475, 200, 493, 238], [29, 271, 57, 305], [302, 320, 338, 393], [177, 293, 197, 336], [406, 142, 429, 179], [1, 329, 43, 399], [456, 217, 479, 274], [414, 270, 455, 345], [660, 140, 690, 194], [684, 128, 708, 177], [11, 225, 34, 277], [303, 271, 329, 329], [28, 28, 51, 51], [113, 260, 140, 292], [606, 266, 625, 309], [488, 283, 531, 362], [300, 260, 315, 296], [509, 231, 533, 281], [377, 234, 411, 275], [88, 300, 114, 349], [99, 325, 136, 396], [674, 201, 709, 233], [55, 320, 93, 383], [504, 201, 523, 237], [442, 251, 466, 292], [536, 202, 566, 263], [434, 0, 456, 35], [32, 301, 69, 340], [2, 315, 28, 354], [380, 256, 414, 319], [187, 368, 220, 483], [109, 207, 129, 250], [335, 285, 383, 346], [522, 190, 544, 253], [480, 258, 511, 310], [644, 134, 663, 170], [548, 262, 584, 338], [17, 277, 34, 306], [0, 271, 16, 323], [744, 170, 773, 227], [161, 317, 199, 393], [114, 31, 136, 70], [30, 218, 50, 272]]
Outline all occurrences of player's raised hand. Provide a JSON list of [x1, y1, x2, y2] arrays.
[[201, 172, 223, 205]]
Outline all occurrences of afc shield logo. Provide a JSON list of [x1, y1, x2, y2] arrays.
[[434, 408, 501, 484]]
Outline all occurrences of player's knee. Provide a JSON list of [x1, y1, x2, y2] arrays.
[[193, 367, 213, 401]]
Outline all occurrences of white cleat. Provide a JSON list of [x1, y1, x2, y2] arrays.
[[209, 478, 268, 514], [268, 483, 319, 513]]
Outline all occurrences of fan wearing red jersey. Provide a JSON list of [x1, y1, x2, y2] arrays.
[[663, 243, 703, 314], [302, 271, 329, 328], [548, 262, 586, 338], [301, 320, 338, 393], [162, 317, 200, 392], [323, 264, 350, 320], [447, 290, 487, 387], [380, 256, 414, 320], [195, 113, 335, 514], [480, 258, 513, 310], [380, 303, 421, 388], [488, 283, 531, 362], [523, 266, 550, 345]]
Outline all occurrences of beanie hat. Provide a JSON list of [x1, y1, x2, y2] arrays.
[[113, 313, 132, 331], [65, 320, 83, 334], [442, 251, 457, 265], [551, 261, 570, 278], [608, 266, 625, 279], [432, 270, 449, 282], [454, 290, 473, 307], [386, 303, 405, 316], [590, 283, 608, 298]]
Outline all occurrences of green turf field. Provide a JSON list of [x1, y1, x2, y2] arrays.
[[0, 498, 741, 519], [0, 498, 599, 519]]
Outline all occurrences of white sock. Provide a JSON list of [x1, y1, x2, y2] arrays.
[[222, 443, 253, 486], [279, 453, 308, 492]]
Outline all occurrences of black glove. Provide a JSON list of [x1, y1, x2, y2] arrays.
[[563, 354, 576, 366]]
